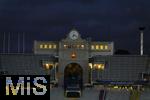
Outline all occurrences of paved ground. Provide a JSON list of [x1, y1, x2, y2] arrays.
[[140, 89, 150, 100], [50, 87, 99, 100], [105, 89, 129, 100], [50, 87, 150, 100]]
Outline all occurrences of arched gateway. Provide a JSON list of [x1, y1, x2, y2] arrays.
[[64, 63, 83, 89]]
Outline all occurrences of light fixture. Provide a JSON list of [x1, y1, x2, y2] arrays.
[[89, 63, 93, 69], [71, 52, 76, 59]]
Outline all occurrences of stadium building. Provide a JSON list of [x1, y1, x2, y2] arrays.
[[0, 29, 150, 89]]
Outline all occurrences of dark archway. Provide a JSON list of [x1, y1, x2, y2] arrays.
[[64, 63, 83, 89]]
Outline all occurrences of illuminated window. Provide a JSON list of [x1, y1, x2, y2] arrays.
[[100, 45, 104, 50], [44, 44, 48, 49], [89, 63, 93, 69], [64, 44, 67, 48], [41, 60, 53, 70], [93, 63, 105, 70], [40, 44, 43, 49], [105, 45, 108, 50], [53, 45, 56, 49], [96, 45, 99, 50], [91, 45, 94, 50], [49, 45, 52, 49], [81, 45, 84, 49], [101, 64, 105, 69]]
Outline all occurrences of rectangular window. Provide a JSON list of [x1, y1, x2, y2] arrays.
[[91, 45, 94, 50], [104, 45, 108, 50], [96, 45, 99, 50], [40, 44, 43, 49], [81, 45, 84, 49], [93, 63, 105, 70], [53, 45, 56, 49], [100, 45, 103, 50], [44, 44, 48, 49], [49, 45, 52, 49], [41, 60, 54, 69], [64, 44, 67, 48]]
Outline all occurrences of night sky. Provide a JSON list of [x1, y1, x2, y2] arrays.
[[0, 0, 150, 54]]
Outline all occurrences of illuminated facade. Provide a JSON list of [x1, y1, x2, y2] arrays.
[[0, 29, 149, 87], [34, 29, 114, 85]]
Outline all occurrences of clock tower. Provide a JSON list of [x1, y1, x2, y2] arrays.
[[68, 29, 80, 40], [58, 29, 89, 86]]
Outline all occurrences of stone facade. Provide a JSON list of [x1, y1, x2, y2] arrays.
[[0, 29, 149, 86], [33, 29, 114, 85]]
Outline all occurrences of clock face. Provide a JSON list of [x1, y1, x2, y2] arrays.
[[69, 30, 79, 40]]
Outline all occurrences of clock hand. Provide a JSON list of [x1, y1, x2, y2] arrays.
[[73, 34, 76, 37]]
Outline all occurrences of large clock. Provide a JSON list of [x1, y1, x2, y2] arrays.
[[69, 30, 79, 40]]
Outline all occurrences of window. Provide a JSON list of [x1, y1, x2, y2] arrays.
[[40, 44, 43, 49], [81, 45, 84, 49], [93, 63, 105, 70], [91, 45, 94, 50], [104, 45, 108, 50], [63, 44, 86, 49], [64, 44, 67, 48], [49, 45, 52, 49], [53, 45, 56, 49], [96, 45, 99, 50], [41, 60, 54, 70], [100, 45, 103, 50], [44, 44, 48, 49]]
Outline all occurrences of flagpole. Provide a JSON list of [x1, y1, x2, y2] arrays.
[[3, 32, 6, 53]]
